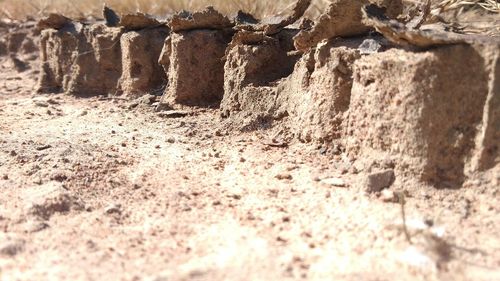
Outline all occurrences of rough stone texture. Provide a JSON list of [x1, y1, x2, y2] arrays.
[[38, 27, 80, 93], [0, 40, 7, 56], [119, 13, 163, 30], [160, 29, 232, 106], [365, 169, 395, 192], [469, 43, 500, 172], [283, 39, 361, 142], [117, 27, 169, 97], [221, 35, 363, 142], [236, 0, 311, 35], [220, 29, 299, 123], [293, 0, 403, 51], [38, 24, 123, 96], [168, 7, 233, 32], [346, 45, 494, 186], [37, 13, 72, 30]]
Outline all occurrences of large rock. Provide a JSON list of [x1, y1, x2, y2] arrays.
[[38, 24, 123, 96], [117, 27, 169, 96], [346, 44, 497, 186], [159, 29, 232, 106]]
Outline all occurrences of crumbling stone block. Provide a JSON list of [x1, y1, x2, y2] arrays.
[[117, 27, 169, 96], [160, 29, 232, 106], [38, 23, 123, 96], [346, 45, 492, 186], [220, 29, 299, 121]]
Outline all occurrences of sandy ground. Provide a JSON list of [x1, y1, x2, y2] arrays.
[[0, 56, 499, 281]]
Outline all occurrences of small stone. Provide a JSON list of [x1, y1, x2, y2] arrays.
[[24, 220, 50, 233], [0, 239, 25, 257], [365, 169, 395, 193], [2, 174, 8, 180], [276, 173, 293, 180], [380, 189, 397, 202], [79, 110, 88, 116], [320, 177, 346, 187], [104, 204, 122, 215], [167, 137, 176, 143]]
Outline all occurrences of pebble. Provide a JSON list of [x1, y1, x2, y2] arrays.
[[365, 169, 395, 193], [0, 239, 25, 257], [105, 203, 122, 214], [275, 173, 293, 180], [380, 189, 397, 202], [320, 177, 346, 187]]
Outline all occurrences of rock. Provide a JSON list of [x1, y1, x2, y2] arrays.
[[119, 13, 163, 30], [104, 203, 122, 214], [380, 189, 397, 202], [117, 27, 169, 96], [220, 29, 299, 123], [0, 40, 6, 56], [320, 177, 346, 187], [37, 13, 72, 30], [0, 239, 25, 257], [346, 44, 499, 186], [38, 24, 123, 96], [159, 29, 232, 106], [293, 0, 403, 51], [235, 0, 311, 35], [365, 169, 395, 193], [157, 110, 190, 118], [24, 220, 50, 233], [103, 5, 120, 27], [276, 173, 293, 180], [168, 7, 233, 32]]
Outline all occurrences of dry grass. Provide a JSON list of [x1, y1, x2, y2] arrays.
[[0, 0, 330, 20]]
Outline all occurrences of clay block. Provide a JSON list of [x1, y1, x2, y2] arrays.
[[283, 39, 361, 142], [346, 45, 492, 186], [117, 27, 169, 97], [38, 24, 123, 96], [220, 29, 299, 119], [160, 29, 232, 106]]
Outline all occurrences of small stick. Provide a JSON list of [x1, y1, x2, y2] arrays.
[[396, 191, 412, 244]]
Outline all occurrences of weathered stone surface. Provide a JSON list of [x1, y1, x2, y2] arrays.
[[469, 44, 500, 172], [119, 13, 163, 30], [236, 0, 311, 35], [221, 35, 363, 142], [365, 169, 395, 192], [159, 29, 232, 106], [293, 0, 403, 51], [117, 27, 169, 96], [38, 24, 123, 96], [346, 45, 494, 186], [283, 39, 361, 142], [37, 13, 72, 30], [168, 7, 232, 32], [220, 29, 299, 125], [0, 40, 7, 56]]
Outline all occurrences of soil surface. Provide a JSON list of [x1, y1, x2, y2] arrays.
[[0, 49, 499, 281]]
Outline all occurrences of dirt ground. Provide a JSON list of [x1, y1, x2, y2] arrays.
[[0, 49, 499, 281]]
